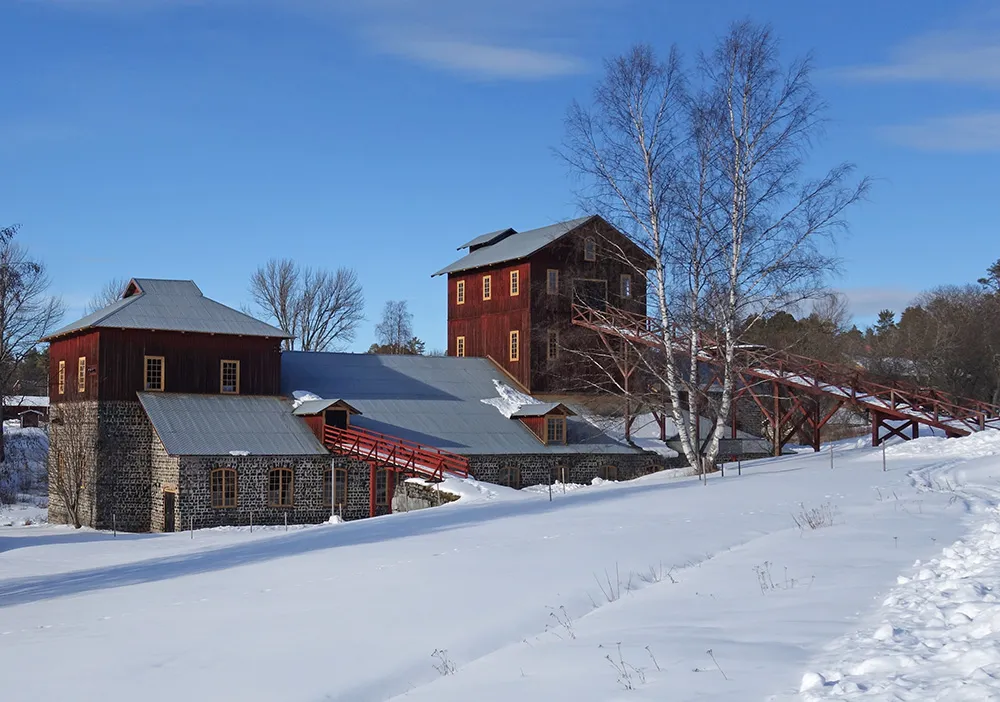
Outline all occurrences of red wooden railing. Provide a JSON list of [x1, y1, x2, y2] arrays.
[[572, 303, 1000, 437], [323, 425, 470, 482]]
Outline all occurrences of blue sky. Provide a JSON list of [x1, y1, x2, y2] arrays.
[[2, 0, 998, 351]]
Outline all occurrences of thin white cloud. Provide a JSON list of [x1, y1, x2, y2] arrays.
[[882, 112, 1000, 153], [376, 37, 584, 80], [837, 287, 919, 320], [839, 28, 1000, 87]]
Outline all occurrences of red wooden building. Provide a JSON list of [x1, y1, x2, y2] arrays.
[[433, 215, 653, 394]]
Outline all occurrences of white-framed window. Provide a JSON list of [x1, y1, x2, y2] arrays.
[[510, 270, 520, 296], [546, 416, 566, 444], [220, 359, 240, 394], [144, 356, 165, 392], [483, 275, 492, 301], [509, 330, 520, 362], [77, 356, 87, 393], [456, 280, 466, 305], [456, 336, 466, 357], [58, 360, 66, 395]]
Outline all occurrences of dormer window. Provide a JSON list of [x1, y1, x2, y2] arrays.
[[584, 237, 597, 261], [511, 403, 575, 445], [220, 360, 240, 394], [144, 356, 164, 392], [546, 416, 566, 444]]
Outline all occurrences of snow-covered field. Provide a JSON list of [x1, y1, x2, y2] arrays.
[[2, 433, 1000, 700]]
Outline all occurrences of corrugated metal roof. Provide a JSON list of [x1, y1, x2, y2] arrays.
[[281, 352, 641, 455], [292, 399, 361, 416], [43, 278, 290, 341], [511, 403, 574, 417], [433, 216, 595, 277], [138, 393, 328, 456]]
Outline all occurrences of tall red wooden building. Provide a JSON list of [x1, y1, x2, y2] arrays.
[[433, 215, 653, 394]]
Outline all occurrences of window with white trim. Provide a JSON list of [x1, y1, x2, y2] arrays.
[[220, 359, 240, 394], [483, 275, 492, 300], [509, 330, 520, 362], [510, 270, 520, 296], [456, 336, 466, 357], [456, 280, 466, 305], [144, 356, 164, 392]]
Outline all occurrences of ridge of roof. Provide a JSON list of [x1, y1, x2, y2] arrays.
[[433, 216, 596, 277], [43, 277, 290, 341]]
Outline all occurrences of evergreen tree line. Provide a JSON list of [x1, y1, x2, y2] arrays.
[[745, 259, 1000, 405]]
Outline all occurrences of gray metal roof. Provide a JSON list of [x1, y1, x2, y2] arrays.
[[292, 399, 361, 416], [281, 352, 642, 455], [44, 278, 290, 341], [511, 403, 574, 418], [138, 393, 328, 456], [433, 216, 595, 277]]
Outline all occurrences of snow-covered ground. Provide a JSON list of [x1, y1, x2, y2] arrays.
[[2, 432, 1000, 700]]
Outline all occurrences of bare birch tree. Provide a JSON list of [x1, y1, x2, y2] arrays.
[[0, 225, 64, 462], [563, 23, 868, 472], [48, 402, 100, 529], [85, 277, 129, 314], [371, 300, 420, 354], [249, 258, 365, 351]]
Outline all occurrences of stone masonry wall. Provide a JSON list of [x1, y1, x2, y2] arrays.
[[96, 401, 153, 531], [332, 457, 375, 522], [178, 454, 336, 529], [469, 451, 683, 488]]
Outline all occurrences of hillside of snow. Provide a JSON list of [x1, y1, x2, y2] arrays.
[[3, 433, 1000, 700]]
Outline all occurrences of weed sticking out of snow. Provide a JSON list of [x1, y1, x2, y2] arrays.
[[545, 606, 576, 640], [430, 649, 456, 676], [792, 502, 838, 531], [753, 561, 815, 595], [601, 642, 647, 691]]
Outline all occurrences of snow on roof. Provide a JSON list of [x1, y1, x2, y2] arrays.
[[280, 353, 641, 456], [3, 396, 48, 407]]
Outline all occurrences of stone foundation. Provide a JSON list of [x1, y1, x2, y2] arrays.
[[468, 451, 682, 488]]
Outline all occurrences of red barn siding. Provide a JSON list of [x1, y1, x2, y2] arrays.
[[517, 416, 546, 442], [49, 331, 101, 401], [97, 330, 282, 401], [448, 261, 532, 390]]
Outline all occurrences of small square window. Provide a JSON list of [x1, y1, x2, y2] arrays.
[[456, 280, 466, 305], [483, 275, 492, 300], [510, 270, 520, 296], [509, 330, 520, 362], [456, 336, 466, 357], [220, 360, 240, 394], [620, 274, 632, 299], [144, 356, 165, 392], [584, 237, 597, 261], [547, 269, 559, 295]]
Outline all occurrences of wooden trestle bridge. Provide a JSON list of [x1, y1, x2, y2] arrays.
[[572, 304, 1000, 456]]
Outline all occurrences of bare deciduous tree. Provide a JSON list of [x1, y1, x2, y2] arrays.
[[85, 277, 129, 314], [563, 23, 868, 473], [0, 225, 64, 462], [248, 258, 365, 351], [372, 300, 418, 354], [48, 402, 100, 528]]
